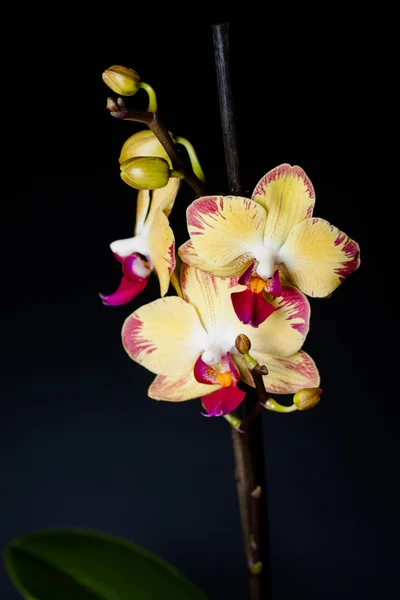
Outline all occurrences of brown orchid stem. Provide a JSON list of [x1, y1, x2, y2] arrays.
[[212, 22, 241, 194], [212, 22, 271, 600], [112, 108, 208, 198]]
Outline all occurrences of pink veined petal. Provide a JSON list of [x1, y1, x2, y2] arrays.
[[252, 349, 320, 394], [252, 164, 315, 247], [243, 286, 310, 357], [266, 269, 282, 297], [187, 195, 266, 267], [178, 239, 253, 277], [99, 275, 148, 306], [194, 355, 219, 385], [231, 287, 276, 328], [278, 217, 361, 297], [180, 264, 241, 335], [122, 296, 206, 377], [232, 350, 320, 394], [148, 372, 219, 402], [238, 261, 256, 285], [122, 255, 150, 282], [202, 384, 246, 417]]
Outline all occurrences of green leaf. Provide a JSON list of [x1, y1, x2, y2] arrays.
[[3, 529, 208, 600]]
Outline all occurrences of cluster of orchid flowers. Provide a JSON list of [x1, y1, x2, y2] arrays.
[[100, 65, 360, 419]]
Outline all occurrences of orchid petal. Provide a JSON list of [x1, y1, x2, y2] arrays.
[[252, 164, 315, 247], [241, 286, 310, 357], [278, 217, 360, 297], [147, 209, 175, 297], [134, 190, 150, 235], [99, 275, 148, 306], [202, 385, 246, 417], [233, 350, 320, 394], [178, 239, 253, 277], [148, 372, 219, 401], [253, 350, 320, 394], [231, 287, 276, 328], [180, 265, 241, 338], [187, 195, 266, 266], [146, 178, 181, 222], [169, 253, 183, 298], [122, 296, 207, 376]]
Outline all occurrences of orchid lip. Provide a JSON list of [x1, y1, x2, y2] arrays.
[[110, 233, 150, 258]]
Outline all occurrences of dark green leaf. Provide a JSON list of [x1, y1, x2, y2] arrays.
[[4, 529, 208, 600]]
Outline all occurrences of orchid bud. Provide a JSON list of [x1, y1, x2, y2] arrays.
[[106, 97, 120, 112], [235, 334, 258, 369], [102, 65, 141, 96], [120, 156, 172, 190], [293, 387, 322, 411], [235, 334, 251, 354], [119, 130, 174, 167]]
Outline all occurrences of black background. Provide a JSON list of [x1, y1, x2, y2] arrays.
[[1, 22, 399, 600]]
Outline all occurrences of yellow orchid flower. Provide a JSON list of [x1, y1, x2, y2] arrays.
[[121, 265, 320, 416], [179, 164, 360, 326], [100, 178, 180, 305]]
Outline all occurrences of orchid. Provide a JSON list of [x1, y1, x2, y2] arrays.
[[179, 163, 360, 326], [99, 177, 180, 305], [121, 264, 320, 416], [4, 32, 365, 600]]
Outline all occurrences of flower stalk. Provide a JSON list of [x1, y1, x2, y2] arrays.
[[212, 21, 271, 599], [108, 100, 207, 198]]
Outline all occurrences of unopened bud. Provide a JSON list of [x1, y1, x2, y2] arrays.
[[235, 334, 258, 369], [119, 130, 174, 167], [106, 97, 120, 112], [293, 387, 322, 411], [235, 334, 251, 354], [102, 65, 141, 96], [120, 156, 171, 190]]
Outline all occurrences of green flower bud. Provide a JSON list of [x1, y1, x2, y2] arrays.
[[102, 65, 141, 96], [120, 156, 171, 190], [293, 387, 323, 411], [119, 130, 174, 167]]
